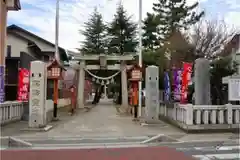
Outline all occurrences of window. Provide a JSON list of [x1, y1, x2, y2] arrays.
[[7, 45, 11, 57], [43, 55, 49, 62], [49, 56, 54, 61]]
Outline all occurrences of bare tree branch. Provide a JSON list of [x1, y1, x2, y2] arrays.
[[187, 19, 238, 59]]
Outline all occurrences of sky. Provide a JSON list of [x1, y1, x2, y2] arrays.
[[7, 0, 240, 52]]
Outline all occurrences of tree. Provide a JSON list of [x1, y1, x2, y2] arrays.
[[142, 49, 168, 89], [142, 13, 160, 50], [80, 8, 106, 55], [186, 19, 237, 59], [80, 8, 107, 104], [107, 4, 137, 104], [107, 4, 137, 55], [152, 0, 204, 41], [210, 57, 238, 104]]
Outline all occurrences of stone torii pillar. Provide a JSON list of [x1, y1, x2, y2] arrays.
[[77, 60, 85, 108], [121, 61, 128, 109]]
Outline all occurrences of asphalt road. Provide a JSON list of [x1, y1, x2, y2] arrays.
[[29, 140, 240, 159], [164, 140, 240, 160], [3, 136, 239, 160]]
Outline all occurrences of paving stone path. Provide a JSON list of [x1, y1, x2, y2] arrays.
[[1, 99, 237, 142]]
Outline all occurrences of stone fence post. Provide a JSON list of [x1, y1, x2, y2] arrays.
[[226, 103, 233, 124], [186, 104, 193, 125]]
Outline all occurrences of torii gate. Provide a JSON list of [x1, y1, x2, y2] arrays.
[[71, 54, 135, 109]]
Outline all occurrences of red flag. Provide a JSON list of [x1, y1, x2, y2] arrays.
[[17, 68, 30, 102], [180, 62, 192, 104]]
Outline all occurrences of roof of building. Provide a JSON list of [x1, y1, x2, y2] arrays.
[[7, 24, 69, 62], [6, 0, 21, 10], [220, 34, 240, 57]]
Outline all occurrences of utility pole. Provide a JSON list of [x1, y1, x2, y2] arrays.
[[53, 0, 60, 120], [138, 0, 143, 117], [55, 0, 59, 61]]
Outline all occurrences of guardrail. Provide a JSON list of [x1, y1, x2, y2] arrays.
[[159, 103, 240, 131]]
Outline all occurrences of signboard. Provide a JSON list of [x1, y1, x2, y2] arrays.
[[131, 69, 142, 81], [228, 77, 240, 101], [17, 68, 30, 101], [0, 66, 4, 103]]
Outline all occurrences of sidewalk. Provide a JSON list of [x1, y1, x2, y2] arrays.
[[1, 99, 238, 142]]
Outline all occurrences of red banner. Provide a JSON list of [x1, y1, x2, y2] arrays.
[[17, 68, 30, 102], [180, 62, 192, 103]]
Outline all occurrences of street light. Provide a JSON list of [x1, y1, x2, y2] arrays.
[[138, 0, 143, 117]]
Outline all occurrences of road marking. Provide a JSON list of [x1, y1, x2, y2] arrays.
[[193, 155, 211, 160], [193, 153, 240, 160], [194, 147, 216, 151], [206, 153, 240, 159], [217, 145, 240, 151], [194, 145, 240, 151]]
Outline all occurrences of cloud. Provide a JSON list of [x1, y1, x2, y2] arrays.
[[7, 0, 239, 52]]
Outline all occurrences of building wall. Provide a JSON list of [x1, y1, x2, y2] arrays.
[[20, 52, 37, 69], [6, 33, 29, 57], [5, 30, 67, 102], [5, 33, 52, 101], [12, 30, 55, 52]]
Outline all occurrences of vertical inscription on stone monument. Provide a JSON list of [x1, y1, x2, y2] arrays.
[[29, 61, 47, 128]]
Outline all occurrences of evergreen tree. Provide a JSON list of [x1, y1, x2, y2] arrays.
[[152, 0, 204, 40], [80, 8, 106, 55], [107, 4, 137, 55], [142, 13, 160, 50], [80, 8, 108, 104]]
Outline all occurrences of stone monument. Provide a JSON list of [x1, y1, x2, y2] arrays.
[[145, 66, 159, 122], [194, 58, 211, 105], [29, 61, 47, 128]]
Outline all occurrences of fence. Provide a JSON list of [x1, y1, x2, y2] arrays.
[[0, 99, 71, 126], [159, 103, 240, 130], [0, 101, 26, 125]]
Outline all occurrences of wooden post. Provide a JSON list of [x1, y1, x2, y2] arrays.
[[53, 79, 58, 119], [132, 82, 139, 119], [0, 1, 7, 102]]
